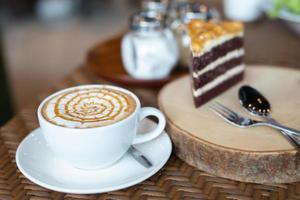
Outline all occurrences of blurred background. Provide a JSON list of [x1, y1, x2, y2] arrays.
[[0, 0, 299, 126], [0, 0, 140, 125]]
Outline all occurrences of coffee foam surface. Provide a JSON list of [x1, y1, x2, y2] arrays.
[[42, 87, 137, 128]]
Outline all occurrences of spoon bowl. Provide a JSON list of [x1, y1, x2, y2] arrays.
[[238, 85, 300, 150], [238, 85, 271, 117]]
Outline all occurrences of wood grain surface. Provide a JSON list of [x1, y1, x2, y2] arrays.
[[158, 65, 300, 184]]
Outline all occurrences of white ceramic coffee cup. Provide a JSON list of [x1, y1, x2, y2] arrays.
[[37, 85, 166, 170]]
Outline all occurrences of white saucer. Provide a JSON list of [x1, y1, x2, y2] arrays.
[[16, 119, 172, 194]]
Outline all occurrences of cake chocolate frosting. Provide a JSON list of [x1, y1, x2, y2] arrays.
[[187, 20, 245, 107]]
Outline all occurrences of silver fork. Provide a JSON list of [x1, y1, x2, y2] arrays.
[[209, 102, 300, 150], [208, 102, 300, 136]]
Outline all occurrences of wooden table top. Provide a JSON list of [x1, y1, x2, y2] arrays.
[[244, 20, 300, 69], [1, 8, 300, 199]]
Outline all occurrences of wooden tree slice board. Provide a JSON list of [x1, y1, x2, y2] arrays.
[[158, 65, 300, 184]]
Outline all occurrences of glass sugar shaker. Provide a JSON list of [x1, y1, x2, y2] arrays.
[[170, 2, 220, 68], [121, 11, 179, 80]]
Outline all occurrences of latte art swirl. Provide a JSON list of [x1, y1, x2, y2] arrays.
[[42, 87, 136, 128]]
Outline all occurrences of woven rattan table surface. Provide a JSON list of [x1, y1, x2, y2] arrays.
[[1, 67, 300, 200]]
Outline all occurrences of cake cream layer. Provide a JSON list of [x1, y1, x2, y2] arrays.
[[193, 73, 244, 107], [193, 64, 245, 98], [192, 36, 244, 71], [187, 20, 244, 55], [193, 56, 243, 88], [193, 48, 244, 78], [192, 32, 243, 57]]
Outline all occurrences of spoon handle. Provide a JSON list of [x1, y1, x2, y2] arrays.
[[263, 121, 300, 136], [258, 117, 300, 150], [279, 130, 300, 150]]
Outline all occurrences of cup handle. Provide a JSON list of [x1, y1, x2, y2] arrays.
[[132, 107, 166, 144]]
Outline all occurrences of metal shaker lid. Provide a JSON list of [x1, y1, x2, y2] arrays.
[[130, 11, 166, 31], [177, 2, 220, 23], [141, 0, 169, 13]]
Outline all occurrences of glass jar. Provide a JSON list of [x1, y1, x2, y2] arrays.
[[170, 2, 220, 68], [121, 11, 179, 80]]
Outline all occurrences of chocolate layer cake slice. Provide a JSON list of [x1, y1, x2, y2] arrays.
[[187, 20, 245, 107]]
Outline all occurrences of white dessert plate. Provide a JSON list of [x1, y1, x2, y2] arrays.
[[16, 119, 172, 194]]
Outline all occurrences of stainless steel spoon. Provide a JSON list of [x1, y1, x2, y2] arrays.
[[129, 146, 153, 168], [238, 85, 300, 150]]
